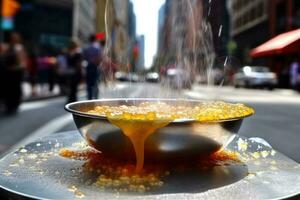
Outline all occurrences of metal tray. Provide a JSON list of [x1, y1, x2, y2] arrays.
[[0, 131, 299, 200]]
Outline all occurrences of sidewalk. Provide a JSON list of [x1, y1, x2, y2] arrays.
[[22, 82, 61, 102], [186, 84, 300, 104]]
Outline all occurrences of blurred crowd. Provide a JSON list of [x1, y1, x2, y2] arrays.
[[0, 33, 117, 115]]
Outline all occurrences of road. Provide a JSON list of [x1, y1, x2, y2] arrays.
[[0, 82, 299, 163]]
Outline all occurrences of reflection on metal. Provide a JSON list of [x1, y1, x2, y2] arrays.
[[0, 131, 299, 199], [66, 99, 245, 162]]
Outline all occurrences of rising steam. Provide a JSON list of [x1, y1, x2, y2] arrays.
[[101, 0, 216, 99]]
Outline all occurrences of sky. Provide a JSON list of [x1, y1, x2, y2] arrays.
[[131, 0, 165, 69]]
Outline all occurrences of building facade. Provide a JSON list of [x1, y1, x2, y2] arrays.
[[99, 0, 137, 71], [95, 0, 107, 34], [14, 0, 74, 54], [13, 0, 98, 54], [73, 0, 96, 43], [155, 0, 216, 76], [128, 1, 136, 41], [207, 0, 230, 57], [229, 0, 300, 65], [229, 0, 269, 64], [136, 35, 145, 71]]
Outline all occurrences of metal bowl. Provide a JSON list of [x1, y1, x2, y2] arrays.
[[65, 98, 251, 162]]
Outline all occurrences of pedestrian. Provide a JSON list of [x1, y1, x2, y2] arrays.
[[3, 32, 27, 114], [289, 58, 300, 91], [56, 48, 68, 95], [37, 56, 49, 94], [83, 34, 102, 100], [66, 40, 83, 103], [47, 56, 57, 93], [0, 43, 7, 112], [26, 51, 38, 96]]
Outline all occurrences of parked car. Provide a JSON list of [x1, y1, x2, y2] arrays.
[[115, 71, 129, 82], [233, 66, 277, 89], [115, 71, 141, 82], [145, 72, 160, 82]]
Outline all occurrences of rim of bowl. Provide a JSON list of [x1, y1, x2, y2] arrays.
[[65, 98, 254, 123]]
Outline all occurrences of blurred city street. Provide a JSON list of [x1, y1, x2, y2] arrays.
[[0, 82, 299, 163]]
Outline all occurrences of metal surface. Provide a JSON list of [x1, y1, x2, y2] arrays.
[[65, 99, 246, 161], [0, 131, 299, 200]]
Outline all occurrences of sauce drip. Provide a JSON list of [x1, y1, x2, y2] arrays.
[[108, 119, 170, 173]]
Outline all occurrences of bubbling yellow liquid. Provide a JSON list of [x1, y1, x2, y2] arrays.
[[87, 101, 254, 173]]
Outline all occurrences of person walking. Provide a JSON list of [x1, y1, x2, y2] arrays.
[[289, 58, 300, 91], [26, 51, 38, 96], [0, 43, 7, 111], [66, 40, 83, 103], [56, 49, 68, 95], [83, 34, 102, 100], [3, 32, 27, 114]]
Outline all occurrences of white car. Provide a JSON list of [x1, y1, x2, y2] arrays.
[[115, 71, 128, 82], [233, 66, 277, 89], [145, 72, 160, 82], [166, 68, 192, 89]]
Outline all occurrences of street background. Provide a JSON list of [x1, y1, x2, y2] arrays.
[[0, 82, 299, 163]]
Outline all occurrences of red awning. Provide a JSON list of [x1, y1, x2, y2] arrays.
[[250, 29, 300, 57]]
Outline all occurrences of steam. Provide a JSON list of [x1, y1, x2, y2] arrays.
[[101, 0, 217, 99], [157, 0, 216, 91], [218, 25, 223, 37]]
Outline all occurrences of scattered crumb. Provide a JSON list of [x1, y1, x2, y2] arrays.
[[27, 154, 38, 160], [261, 151, 269, 158], [68, 185, 85, 198], [74, 190, 85, 198], [2, 170, 12, 176], [68, 185, 77, 192], [19, 148, 27, 153], [252, 152, 260, 159], [270, 166, 278, 171], [237, 138, 248, 152], [271, 150, 276, 156], [246, 172, 256, 179], [18, 158, 25, 164]]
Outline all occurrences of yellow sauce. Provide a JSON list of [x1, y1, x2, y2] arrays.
[[108, 119, 170, 173], [59, 147, 240, 193], [87, 101, 254, 173]]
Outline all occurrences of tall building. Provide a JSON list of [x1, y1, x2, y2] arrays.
[[136, 35, 145, 71], [111, 0, 130, 69], [207, 0, 230, 57], [73, 0, 96, 43], [13, 0, 97, 54], [229, 0, 300, 65], [95, 0, 117, 41], [228, 0, 269, 64], [157, 3, 166, 53], [95, 0, 107, 34], [100, 0, 137, 71], [128, 1, 136, 41], [155, 0, 215, 75], [94, 0, 137, 71]]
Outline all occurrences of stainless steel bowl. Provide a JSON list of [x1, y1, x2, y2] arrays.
[[65, 98, 251, 162]]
